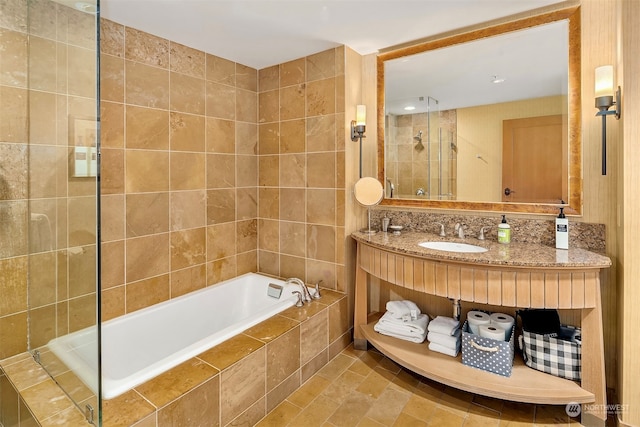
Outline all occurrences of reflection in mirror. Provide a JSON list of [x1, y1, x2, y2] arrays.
[[377, 6, 581, 215]]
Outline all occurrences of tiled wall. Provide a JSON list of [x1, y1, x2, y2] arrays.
[[100, 20, 350, 315], [256, 49, 347, 292], [100, 20, 262, 319], [0, 0, 98, 360]]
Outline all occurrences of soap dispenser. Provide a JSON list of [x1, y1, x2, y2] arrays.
[[498, 215, 511, 244], [556, 207, 569, 249]]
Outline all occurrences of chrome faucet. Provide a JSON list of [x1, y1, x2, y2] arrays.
[[435, 223, 446, 237], [454, 223, 465, 238], [477, 226, 489, 240], [286, 277, 313, 302]]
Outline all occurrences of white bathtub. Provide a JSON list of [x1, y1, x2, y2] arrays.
[[48, 273, 301, 399]]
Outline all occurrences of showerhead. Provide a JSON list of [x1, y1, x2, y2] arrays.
[[414, 130, 423, 141]]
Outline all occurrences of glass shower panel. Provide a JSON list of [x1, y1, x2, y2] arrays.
[[26, 0, 101, 424], [427, 96, 440, 198]]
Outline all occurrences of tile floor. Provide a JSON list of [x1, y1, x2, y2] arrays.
[[257, 344, 586, 427]]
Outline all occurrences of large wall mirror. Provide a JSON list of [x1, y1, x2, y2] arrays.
[[377, 6, 581, 215]]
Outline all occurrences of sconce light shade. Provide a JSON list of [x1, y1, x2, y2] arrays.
[[351, 105, 367, 178], [594, 65, 621, 175]]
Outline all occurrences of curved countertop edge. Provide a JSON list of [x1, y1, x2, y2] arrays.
[[351, 231, 612, 269]]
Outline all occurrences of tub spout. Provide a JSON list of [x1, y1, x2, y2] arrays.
[[286, 277, 313, 302]]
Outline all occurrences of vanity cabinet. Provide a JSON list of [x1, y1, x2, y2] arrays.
[[352, 233, 611, 427]]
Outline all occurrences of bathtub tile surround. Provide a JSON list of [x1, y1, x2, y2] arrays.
[[371, 208, 606, 252]]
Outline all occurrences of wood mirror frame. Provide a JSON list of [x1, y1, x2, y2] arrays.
[[377, 5, 581, 215]]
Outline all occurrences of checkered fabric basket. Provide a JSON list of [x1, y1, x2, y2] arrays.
[[520, 329, 581, 381]]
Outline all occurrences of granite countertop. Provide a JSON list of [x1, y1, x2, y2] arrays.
[[351, 230, 612, 269]]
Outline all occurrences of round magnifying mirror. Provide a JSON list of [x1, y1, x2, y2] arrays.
[[354, 177, 384, 206], [354, 177, 384, 235]]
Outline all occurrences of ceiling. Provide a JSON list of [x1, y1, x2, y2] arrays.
[[99, 0, 565, 70]]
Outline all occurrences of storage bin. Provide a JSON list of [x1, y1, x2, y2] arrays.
[[519, 325, 582, 381], [461, 320, 515, 377]]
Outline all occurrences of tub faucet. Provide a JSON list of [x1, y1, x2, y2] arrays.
[[286, 277, 313, 302]]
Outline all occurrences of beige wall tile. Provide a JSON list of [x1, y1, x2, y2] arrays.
[[0, 201, 27, 258], [206, 188, 236, 224], [100, 19, 124, 57], [197, 332, 264, 371], [280, 119, 305, 154], [259, 65, 279, 92], [307, 49, 336, 81], [306, 189, 336, 225], [206, 54, 235, 85], [207, 257, 237, 284], [157, 376, 220, 427], [300, 310, 329, 366], [68, 45, 96, 98], [329, 297, 350, 342], [220, 347, 266, 425], [0, 142, 27, 200], [279, 154, 305, 187], [236, 88, 257, 123], [0, 256, 27, 316], [206, 117, 235, 153], [280, 222, 306, 258], [258, 90, 279, 123], [0, 86, 28, 143], [236, 63, 257, 92], [279, 254, 306, 280], [258, 187, 279, 219], [0, 29, 27, 88], [0, 312, 27, 359], [68, 293, 96, 332], [126, 274, 170, 313], [68, 244, 97, 298], [125, 149, 169, 193], [236, 250, 257, 274], [307, 224, 336, 262], [28, 90, 56, 145], [125, 60, 170, 109], [267, 371, 301, 414], [171, 264, 206, 298], [259, 155, 279, 187], [280, 84, 305, 120], [101, 101, 124, 148], [237, 155, 258, 188], [258, 219, 279, 252], [258, 250, 279, 277], [28, 304, 55, 348], [170, 41, 205, 78], [125, 233, 170, 283], [102, 390, 155, 427], [28, 252, 56, 307], [306, 259, 336, 288], [28, 36, 56, 92], [100, 54, 125, 103], [207, 222, 236, 261], [171, 152, 205, 190], [280, 188, 305, 222], [170, 72, 205, 115], [237, 187, 257, 220], [101, 286, 125, 322], [101, 240, 125, 289], [125, 105, 169, 150], [306, 78, 336, 117], [280, 58, 305, 87], [126, 192, 170, 237], [237, 219, 257, 254], [259, 123, 279, 155], [101, 195, 125, 242], [125, 27, 169, 68], [307, 152, 336, 188], [170, 227, 206, 271], [236, 122, 257, 155], [170, 190, 206, 231], [170, 112, 205, 152], [67, 196, 97, 247], [206, 153, 235, 188], [266, 326, 300, 390], [307, 115, 336, 152], [206, 81, 235, 120]]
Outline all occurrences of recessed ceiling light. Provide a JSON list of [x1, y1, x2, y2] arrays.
[[404, 106, 416, 111], [75, 1, 97, 13], [491, 75, 506, 84]]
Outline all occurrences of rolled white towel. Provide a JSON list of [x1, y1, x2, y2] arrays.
[[427, 316, 460, 336], [429, 341, 460, 357], [385, 300, 421, 319], [427, 329, 461, 349]]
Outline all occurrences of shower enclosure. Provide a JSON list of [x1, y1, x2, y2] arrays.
[[385, 96, 457, 200], [0, 0, 101, 424]]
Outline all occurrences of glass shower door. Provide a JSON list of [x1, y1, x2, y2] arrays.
[[26, 0, 101, 423]]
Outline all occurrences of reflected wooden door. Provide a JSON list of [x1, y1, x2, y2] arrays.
[[502, 115, 566, 203]]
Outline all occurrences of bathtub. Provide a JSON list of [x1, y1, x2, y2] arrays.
[[48, 273, 302, 399]]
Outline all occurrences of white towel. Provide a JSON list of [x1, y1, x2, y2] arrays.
[[374, 311, 429, 343], [427, 316, 460, 336], [427, 329, 461, 349], [429, 341, 460, 357], [385, 300, 421, 320]]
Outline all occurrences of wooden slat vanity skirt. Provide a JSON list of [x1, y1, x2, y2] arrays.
[[352, 233, 611, 427]]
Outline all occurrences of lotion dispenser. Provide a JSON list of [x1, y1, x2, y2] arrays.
[[556, 207, 569, 249], [498, 215, 511, 244]]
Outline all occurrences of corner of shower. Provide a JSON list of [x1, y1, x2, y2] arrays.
[[22, 0, 102, 424]]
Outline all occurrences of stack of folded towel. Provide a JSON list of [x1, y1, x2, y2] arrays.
[[374, 300, 429, 343], [427, 316, 461, 357]]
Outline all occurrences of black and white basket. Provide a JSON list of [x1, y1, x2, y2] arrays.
[[519, 328, 582, 381], [461, 321, 515, 377]]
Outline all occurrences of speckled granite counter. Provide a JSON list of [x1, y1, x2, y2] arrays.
[[351, 230, 611, 269]]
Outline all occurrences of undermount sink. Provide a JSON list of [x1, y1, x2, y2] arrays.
[[418, 241, 488, 253]]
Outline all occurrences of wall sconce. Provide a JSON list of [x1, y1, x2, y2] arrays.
[[595, 65, 621, 175], [351, 105, 366, 178]]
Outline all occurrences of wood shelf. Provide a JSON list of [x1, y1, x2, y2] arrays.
[[361, 322, 594, 405]]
